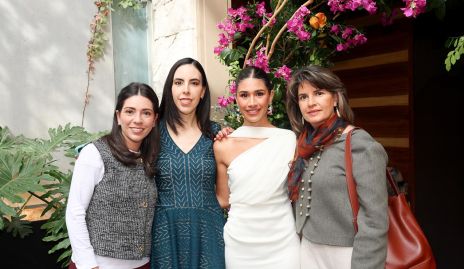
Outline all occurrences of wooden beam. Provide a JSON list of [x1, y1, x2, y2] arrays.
[[332, 50, 408, 71], [349, 95, 409, 108]]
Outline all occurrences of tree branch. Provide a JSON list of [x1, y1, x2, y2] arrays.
[[243, 0, 289, 68], [268, 0, 314, 60], [28, 191, 58, 210]]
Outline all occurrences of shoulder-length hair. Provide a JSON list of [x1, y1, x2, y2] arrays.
[[159, 57, 212, 138], [286, 65, 354, 136], [103, 82, 160, 178]]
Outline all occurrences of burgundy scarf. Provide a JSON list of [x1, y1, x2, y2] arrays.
[[288, 114, 348, 201]]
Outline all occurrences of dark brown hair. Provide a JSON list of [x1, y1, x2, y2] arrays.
[[159, 57, 212, 138], [103, 82, 160, 178], [235, 66, 273, 92], [286, 65, 354, 135]]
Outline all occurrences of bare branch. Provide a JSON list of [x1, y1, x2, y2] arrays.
[[268, 0, 314, 60], [243, 0, 289, 68]]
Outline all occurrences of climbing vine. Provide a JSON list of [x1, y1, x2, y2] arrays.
[[82, 0, 143, 126]]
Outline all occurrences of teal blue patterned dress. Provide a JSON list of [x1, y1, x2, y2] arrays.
[[150, 121, 225, 269]]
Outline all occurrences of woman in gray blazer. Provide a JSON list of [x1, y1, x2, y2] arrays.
[[286, 65, 388, 269]]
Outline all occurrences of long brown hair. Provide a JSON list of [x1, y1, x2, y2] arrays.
[[159, 57, 213, 138]]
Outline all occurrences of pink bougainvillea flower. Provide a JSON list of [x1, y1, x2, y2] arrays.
[[246, 47, 270, 73], [218, 96, 230, 108], [331, 24, 340, 34], [214, 46, 224, 56], [228, 81, 237, 94], [286, 6, 311, 41], [327, 0, 377, 14], [275, 65, 292, 82], [341, 27, 353, 39], [256, 1, 266, 17], [401, 0, 427, 18]]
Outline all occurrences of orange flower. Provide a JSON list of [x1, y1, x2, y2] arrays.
[[309, 12, 327, 29]]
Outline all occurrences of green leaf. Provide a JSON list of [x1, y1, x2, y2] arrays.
[[4, 215, 33, 238], [43, 232, 68, 242], [0, 126, 15, 150], [0, 200, 17, 216], [0, 152, 48, 207], [0, 123, 102, 267], [451, 54, 456, 65], [56, 248, 72, 264], [433, 4, 446, 20], [220, 48, 232, 62], [445, 58, 451, 71], [48, 238, 71, 254], [273, 84, 283, 101]]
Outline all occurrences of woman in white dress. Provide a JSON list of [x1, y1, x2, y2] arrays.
[[215, 66, 300, 269]]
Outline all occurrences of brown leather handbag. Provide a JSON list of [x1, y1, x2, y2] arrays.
[[345, 129, 436, 269]]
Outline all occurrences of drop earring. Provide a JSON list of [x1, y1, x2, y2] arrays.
[[267, 103, 273, 115], [335, 104, 341, 118], [301, 116, 305, 125]]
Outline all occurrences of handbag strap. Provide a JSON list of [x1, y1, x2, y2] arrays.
[[345, 128, 400, 233], [344, 128, 360, 232]]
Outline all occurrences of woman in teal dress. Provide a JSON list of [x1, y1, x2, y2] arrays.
[[151, 58, 225, 269]]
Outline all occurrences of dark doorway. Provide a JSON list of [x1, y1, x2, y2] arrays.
[[413, 1, 464, 267]]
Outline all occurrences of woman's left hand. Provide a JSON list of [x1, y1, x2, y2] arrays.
[[214, 127, 234, 141]]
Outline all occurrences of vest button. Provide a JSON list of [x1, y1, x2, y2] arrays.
[[140, 201, 148, 208]]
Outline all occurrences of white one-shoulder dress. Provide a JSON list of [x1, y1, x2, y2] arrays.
[[224, 126, 300, 269]]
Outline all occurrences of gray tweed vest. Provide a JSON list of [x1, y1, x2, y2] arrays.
[[86, 139, 157, 259]]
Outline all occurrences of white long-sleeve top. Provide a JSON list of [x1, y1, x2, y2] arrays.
[[65, 143, 149, 269]]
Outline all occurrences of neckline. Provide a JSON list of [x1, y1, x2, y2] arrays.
[[162, 120, 203, 155], [229, 126, 283, 139]]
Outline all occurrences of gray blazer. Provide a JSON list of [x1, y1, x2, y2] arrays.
[[295, 129, 388, 269]]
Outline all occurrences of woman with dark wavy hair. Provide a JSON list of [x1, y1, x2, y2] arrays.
[[66, 82, 160, 269], [150, 58, 225, 269], [286, 65, 388, 269]]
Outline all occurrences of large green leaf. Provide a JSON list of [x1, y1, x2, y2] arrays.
[[40, 170, 72, 216], [0, 152, 48, 206], [0, 127, 15, 150], [4, 214, 33, 238], [0, 123, 102, 267], [20, 124, 90, 160]]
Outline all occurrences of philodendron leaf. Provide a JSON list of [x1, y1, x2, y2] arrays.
[[4, 214, 33, 238], [0, 126, 15, 150], [0, 152, 47, 206], [48, 237, 71, 254]]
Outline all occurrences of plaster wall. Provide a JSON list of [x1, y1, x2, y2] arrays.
[[0, 0, 230, 138], [0, 0, 115, 138]]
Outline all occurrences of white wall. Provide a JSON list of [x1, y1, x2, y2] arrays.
[[196, 0, 231, 123], [0, 0, 231, 138], [0, 0, 115, 138], [149, 0, 229, 117], [150, 0, 198, 96]]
